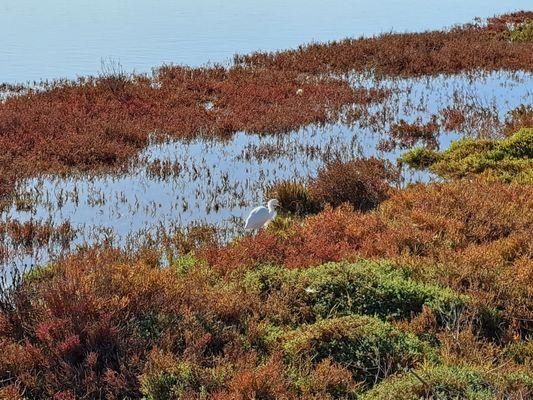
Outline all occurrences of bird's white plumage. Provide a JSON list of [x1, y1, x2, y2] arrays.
[[244, 206, 270, 230], [244, 199, 279, 231]]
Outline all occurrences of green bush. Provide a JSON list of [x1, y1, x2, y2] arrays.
[[23, 263, 59, 283], [509, 20, 533, 42], [243, 264, 289, 296], [135, 311, 181, 341], [400, 128, 533, 182], [172, 252, 198, 274], [361, 365, 532, 400], [140, 361, 196, 400], [283, 315, 428, 385], [297, 262, 467, 324], [244, 261, 468, 325], [399, 147, 441, 170]]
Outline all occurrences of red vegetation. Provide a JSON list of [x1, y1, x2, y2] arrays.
[[237, 16, 533, 76], [379, 118, 440, 151], [486, 11, 533, 31], [0, 177, 531, 398], [310, 157, 399, 210], [202, 178, 533, 324], [504, 104, 533, 136], [1, 12, 532, 201], [0, 67, 379, 199]]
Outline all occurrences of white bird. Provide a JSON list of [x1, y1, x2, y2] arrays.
[[244, 199, 279, 232]]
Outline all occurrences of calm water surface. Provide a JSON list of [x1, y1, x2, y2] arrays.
[[1, 0, 532, 83]]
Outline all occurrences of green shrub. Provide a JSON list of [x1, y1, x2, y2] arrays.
[[283, 315, 428, 385], [135, 311, 181, 341], [509, 20, 533, 42], [504, 341, 533, 366], [399, 147, 441, 170], [266, 215, 295, 238], [244, 262, 468, 326], [22, 263, 59, 283], [400, 128, 533, 182], [172, 253, 198, 274], [297, 262, 467, 324], [266, 180, 321, 216], [140, 361, 196, 400], [361, 365, 532, 400], [243, 265, 289, 296]]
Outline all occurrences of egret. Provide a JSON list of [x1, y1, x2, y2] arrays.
[[244, 199, 279, 232]]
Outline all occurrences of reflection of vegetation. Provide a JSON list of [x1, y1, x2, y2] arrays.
[[1, 173, 532, 398], [1, 11, 532, 203], [400, 128, 533, 182], [504, 104, 532, 135]]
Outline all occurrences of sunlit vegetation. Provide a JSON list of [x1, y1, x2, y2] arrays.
[[266, 180, 321, 217], [1, 12, 532, 202], [266, 157, 399, 220], [508, 20, 533, 42], [310, 157, 399, 211], [362, 365, 532, 400], [237, 11, 533, 76], [400, 128, 533, 182], [1, 114, 531, 400], [0, 10, 532, 400]]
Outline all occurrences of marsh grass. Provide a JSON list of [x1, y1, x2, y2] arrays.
[[400, 128, 533, 182]]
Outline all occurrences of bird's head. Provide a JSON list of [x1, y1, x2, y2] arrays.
[[267, 199, 279, 210]]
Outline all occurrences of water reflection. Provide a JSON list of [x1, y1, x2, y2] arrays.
[[1, 71, 531, 268]]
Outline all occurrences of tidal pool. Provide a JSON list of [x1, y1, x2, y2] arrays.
[[1, 71, 531, 268]]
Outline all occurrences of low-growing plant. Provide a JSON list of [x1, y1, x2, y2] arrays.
[[296, 262, 468, 325], [400, 128, 533, 182], [297, 358, 361, 399], [508, 20, 533, 42], [266, 180, 321, 216], [283, 315, 428, 386], [140, 352, 197, 400], [361, 365, 532, 400], [244, 261, 468, 327], [310, 157, 399, 211]]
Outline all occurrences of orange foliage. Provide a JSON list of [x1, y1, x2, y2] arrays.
[[237, 16, 533, 76], [202, 179, 533, 324], [1, 12, 532, 200], [310, 157, 399, 211]]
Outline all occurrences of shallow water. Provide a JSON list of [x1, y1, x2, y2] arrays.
[[2, 71, 531, 268], [2, 2, 533, 268], [1, 0, 532, 83]]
